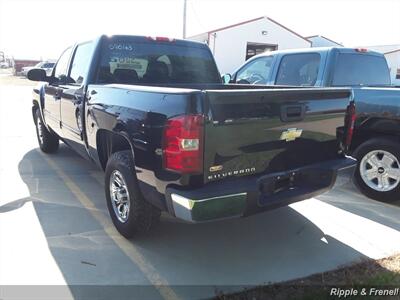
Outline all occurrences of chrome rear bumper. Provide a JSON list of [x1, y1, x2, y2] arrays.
[[170, 192, 247, 222], [165, 157, 356, 223]]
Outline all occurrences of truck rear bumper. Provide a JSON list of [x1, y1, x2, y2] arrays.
[[165, 157, 356, 223]]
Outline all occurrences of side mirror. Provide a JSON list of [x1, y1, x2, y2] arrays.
[[221, 73, 232, 84], [27, 68, 48, 82]]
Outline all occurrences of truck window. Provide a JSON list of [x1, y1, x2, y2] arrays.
[[96, 37, 221, 85], [275, 53, 320, 86], [236, 56, 273, 84], [70, 42, 94, 85], [54, 47, 73, 80], [332, 54, 391, 86]]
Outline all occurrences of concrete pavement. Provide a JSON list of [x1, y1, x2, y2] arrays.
[[1, 76, 400, 300]]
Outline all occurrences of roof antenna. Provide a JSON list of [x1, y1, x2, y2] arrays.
[[183, 0, 187, 39]]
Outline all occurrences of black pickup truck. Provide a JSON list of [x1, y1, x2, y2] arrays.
[[28, 35, 355, 238], [226, 47, 400, 202]]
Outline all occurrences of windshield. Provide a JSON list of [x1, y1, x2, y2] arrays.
[[97, 37, 221, 85], [332, 53, 391, 86]]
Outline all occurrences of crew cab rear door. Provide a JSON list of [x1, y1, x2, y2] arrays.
[[203, 87, 351, 183], [59, 41, 94, 159], [43, 47, 73, 136], [273, 52, 328, 87]]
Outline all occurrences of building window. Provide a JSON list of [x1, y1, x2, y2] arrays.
[[246, 43, 277, 60], [396, 68, 400, 80]]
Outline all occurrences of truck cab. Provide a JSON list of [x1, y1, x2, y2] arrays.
[[226, 47, 391, 87]]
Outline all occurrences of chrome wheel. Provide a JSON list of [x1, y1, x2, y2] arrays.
[[360, 150, 400, 192], [109, 170, 131, 223]]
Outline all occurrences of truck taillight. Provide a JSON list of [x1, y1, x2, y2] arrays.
[[146, 36, 175, 42], [163, 115, 204, 173], [355, 48, 368, 53], [345, 102, 356, 148]]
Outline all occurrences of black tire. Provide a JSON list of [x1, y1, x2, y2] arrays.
[[353, 138, 400, 203], [105, 150, 160, 238], [34, 108, 59, 153]]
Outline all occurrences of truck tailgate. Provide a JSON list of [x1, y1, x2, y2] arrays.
[[203, 88, 351, 183]]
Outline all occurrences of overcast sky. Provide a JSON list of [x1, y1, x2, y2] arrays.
[[0, 0, 399, 60]]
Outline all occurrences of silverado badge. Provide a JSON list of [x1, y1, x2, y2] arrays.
[[209, 165, 223, 172], [280, 128, 303, 142]]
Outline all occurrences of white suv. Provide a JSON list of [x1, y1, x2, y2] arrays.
[[22, 61, 55, 77]]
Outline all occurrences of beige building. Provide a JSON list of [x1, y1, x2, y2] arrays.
[[306, 35, 343, 47], [187, 16, 311, 74]]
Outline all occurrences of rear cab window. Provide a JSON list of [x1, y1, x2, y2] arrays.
[[96, 36, 221, 85], [275, 53, 321, 86], [332, 53, 391, 86]]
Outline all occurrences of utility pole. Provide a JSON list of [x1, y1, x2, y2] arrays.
[[183, 0, 187, 39]]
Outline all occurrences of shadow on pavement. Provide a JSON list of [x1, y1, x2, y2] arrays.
[[316, 182, 400, 232], [10, 144, 394, 300]]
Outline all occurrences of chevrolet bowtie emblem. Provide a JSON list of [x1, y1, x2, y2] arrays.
[[280, 128, 303, 142]]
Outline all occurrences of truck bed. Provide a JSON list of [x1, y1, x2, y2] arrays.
[[89, 83, 351, 185]]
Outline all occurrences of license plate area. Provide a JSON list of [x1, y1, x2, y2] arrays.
[[257, 168, 333, 205]]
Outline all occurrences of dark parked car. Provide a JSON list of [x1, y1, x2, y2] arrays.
[[224, 47, 400, 202], [28, 35, 355, 238]]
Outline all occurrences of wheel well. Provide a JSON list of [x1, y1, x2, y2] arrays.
[[351, 130, 400, 153], [351, 118, 400, 151], [32, 100, 39, 124], [96, 130, 133, 170]]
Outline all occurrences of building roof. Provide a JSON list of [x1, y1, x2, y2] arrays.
[[358, 44, 400, 54], [188, 16, 311, 44], [305, 35, 343, 46], [384, 48, 400, 55]]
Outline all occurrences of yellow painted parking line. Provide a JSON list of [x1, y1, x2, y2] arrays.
[[38, 150, 180, 300]]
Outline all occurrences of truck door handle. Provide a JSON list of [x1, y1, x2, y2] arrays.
[[53, 89, 61, 100], [287, 106, 302, 117], [87, 90, 97, 101], [280, 104, 305, 122]]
